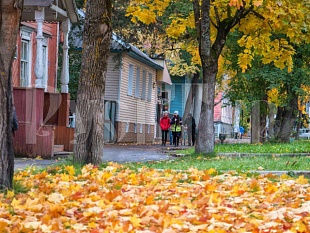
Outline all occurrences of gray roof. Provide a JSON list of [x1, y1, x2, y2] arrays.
[[110, 33, 163, 70], [70, 20, 163, 70]]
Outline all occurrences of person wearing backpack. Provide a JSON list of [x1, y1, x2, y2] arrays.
[[170, 111, 182, 147]]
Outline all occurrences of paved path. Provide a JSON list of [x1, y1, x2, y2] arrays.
[[14, 143, 175, 170], [12, 138, 254, 170], [15, 138, 310, 178], [102, 143, 173, 163]]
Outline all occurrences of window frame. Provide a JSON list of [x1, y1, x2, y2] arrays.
[[20, 28, 32, 87], [147, 72, 153, 102], [127, 64, 134, 96], [135, 67, 140, 98], [141, 70, 147, 100]]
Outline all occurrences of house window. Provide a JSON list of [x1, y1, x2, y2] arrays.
[[134, 123, 137, 133], [135, 67, 140, 98], [125, 122, 129, 133], [20, 39, 30, 87], [140, 124, 143, 134], [147, 124, 150, 134], [147, 73, 153, 102], [128, 64, 134, 96], [141, 70, 147, 100]]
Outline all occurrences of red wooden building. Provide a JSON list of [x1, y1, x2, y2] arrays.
[[12, 0, 78, 158]]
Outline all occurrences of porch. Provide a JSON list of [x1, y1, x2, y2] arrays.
[[13, 87, 74, 159]]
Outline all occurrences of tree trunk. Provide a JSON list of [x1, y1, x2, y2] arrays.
[[259, 98, 268, 143], [251, 101, 260, 144], [274, 94, 298, 142], [0, 0, 23, 190], [268, 103, 277, 139], [194, 0, 231, 154], [192, 1, 252, 153], [295, 107, 302, 140], [74, 0, 112, 165], [196, 64, 217, 153], [182, 73, 199, 120], [193, 0, 215, 154]]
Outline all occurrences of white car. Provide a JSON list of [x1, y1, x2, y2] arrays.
[[299, 128, 310, 139]]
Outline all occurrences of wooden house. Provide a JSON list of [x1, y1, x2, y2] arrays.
[[12, 0, 78, 158], [165, 76, 234, 138], [71, 33, 172, 143], [213, 92, 234, 137]]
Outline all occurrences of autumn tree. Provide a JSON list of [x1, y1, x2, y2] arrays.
[[73, 0, 112, 165], [127, 0, 310, 153], [226, 34, 310, 143], [0, 0, 24, 189]]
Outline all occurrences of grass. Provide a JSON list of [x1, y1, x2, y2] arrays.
[[13, 141, 310, 178], [122, 140, 310, 172], [214, 140, 310, 154], [169, 140, 310, 155], [123, 154, 310, 171]]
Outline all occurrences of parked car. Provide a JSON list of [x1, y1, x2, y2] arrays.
[[299, 128, 310, 139]]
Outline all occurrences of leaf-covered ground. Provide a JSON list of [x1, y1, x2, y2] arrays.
[[1, 163, 310, 232]]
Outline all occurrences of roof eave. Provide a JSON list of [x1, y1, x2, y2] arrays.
[[64, 0, 79, 23], [128, 51, 163, 70]]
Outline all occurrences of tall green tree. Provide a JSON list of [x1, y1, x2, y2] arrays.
[[0, 0, 24, 189], [74, 0, 112, 165], [127, 0, 310, 153], [226, 36, 310, 143]]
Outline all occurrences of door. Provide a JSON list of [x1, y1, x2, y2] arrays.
[[104, 101, 116, 143]]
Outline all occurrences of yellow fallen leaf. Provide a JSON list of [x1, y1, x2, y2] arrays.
[[65, 165, 75, 176], [130, 215, 141, 227], [48, 193, 64, 203], [40, 224, 52, 233], [24, 221, 41, 229], [88, 221, 97, 228], [6, 190, 14, 198], [296, 175, 308, 185]]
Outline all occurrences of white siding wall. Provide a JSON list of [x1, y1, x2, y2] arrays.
[[221, 98, 233, 125], [104, 55, 121, 101], [118, 54, 157, 127]]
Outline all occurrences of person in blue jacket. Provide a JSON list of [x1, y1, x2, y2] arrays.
[[239, 126, 245, 139]]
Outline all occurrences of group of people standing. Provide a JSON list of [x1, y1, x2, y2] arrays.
[[160, 110, 196, 147]]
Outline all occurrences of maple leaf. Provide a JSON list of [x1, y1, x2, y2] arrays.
[[6, 190, 14, 198], [48, 193, 64, 203], [3, 163, 310, 232], [65, 165, 75, 176], [24, 220, 42, 230], [0, 218, 10, 232], [130, 215, 142, 227], [296, 175, 309, 185]]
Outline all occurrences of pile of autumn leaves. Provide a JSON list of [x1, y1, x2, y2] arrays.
[[0, 163, 310, 233]]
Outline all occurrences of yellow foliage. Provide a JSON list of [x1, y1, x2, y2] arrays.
[[296, 175, 309, 185], [267, 88, 282, 106], [126, 0, 310, 75], [6, 190, 14, 198], [0, 165, 310, 231]]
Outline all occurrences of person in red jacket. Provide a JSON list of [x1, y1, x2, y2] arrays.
[[160, 111, 171, 146]]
